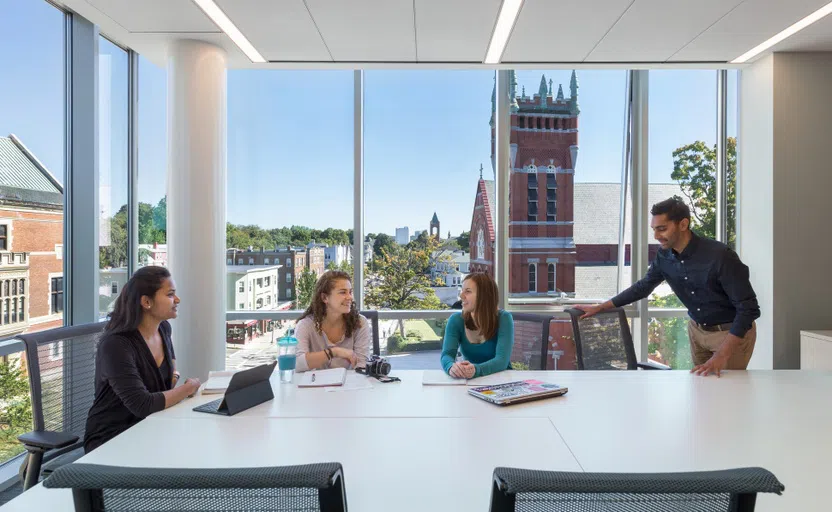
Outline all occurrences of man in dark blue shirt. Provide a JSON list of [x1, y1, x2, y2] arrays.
[[576, 197, 760, 377]]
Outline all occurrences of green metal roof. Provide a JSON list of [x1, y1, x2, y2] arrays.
[[0, 136, 63, 194]]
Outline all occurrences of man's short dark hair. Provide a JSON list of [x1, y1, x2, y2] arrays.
[[650, 197, 691, 223]]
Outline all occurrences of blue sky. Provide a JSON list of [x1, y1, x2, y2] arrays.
[[1, 0, 737, 239]]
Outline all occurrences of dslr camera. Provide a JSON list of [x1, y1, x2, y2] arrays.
[[363, 354, 391, 377]]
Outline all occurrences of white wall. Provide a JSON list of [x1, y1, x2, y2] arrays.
[[740, 52, 832, 369]]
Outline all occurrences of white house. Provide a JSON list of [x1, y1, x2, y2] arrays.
[[430, 249, 470, 286], [325, 245, 352, 268], [227, 265, 282, 311]]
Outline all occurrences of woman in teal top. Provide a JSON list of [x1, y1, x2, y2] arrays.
[[441, 273, 514, 378]]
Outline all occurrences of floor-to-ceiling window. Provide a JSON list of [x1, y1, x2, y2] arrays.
[[97, 37, 129, 319], [647, 70, 718, 369], [137, 55, 167, 269], [224, 70, 353, 368], [0, 0, 67, 466]]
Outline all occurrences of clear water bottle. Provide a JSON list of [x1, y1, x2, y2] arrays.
[[276, 335, 298, 383]]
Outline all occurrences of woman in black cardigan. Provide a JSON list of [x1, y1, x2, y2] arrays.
[[84, 266, 201, 453]]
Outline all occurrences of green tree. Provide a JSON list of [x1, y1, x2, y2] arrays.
[[457, 231, 470, 252], [296, 267, 319, 310], [671, 137, 737, 247], [372, 234, 396, 269], [0, 358, 32, 461], [365, 239, 445, 335], [152, 196, 167, 233], [99, 205, 128, 268], [138, 202, 158, 244], [327, 259, 354, 276]]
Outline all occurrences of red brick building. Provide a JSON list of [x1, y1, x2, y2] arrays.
[[0, 135, 64, 337], [226, 245, 325, 305], [469, 74, 679, 370], [472, 72, 579, 298]]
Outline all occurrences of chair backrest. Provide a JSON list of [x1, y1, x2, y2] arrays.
[[19, 322, 107, 436], [566, 308, 637, 370], [43, 462, 348, 512], [490, 466, 784, 512], [510, 313, 554, 370], [359, 310, 380, 356]]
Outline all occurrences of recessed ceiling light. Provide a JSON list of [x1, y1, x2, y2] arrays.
[[192, 0, 266, 63], [732, 1, 832, 63], [485, 0, 525, 64]]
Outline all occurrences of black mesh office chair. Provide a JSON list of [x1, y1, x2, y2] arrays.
[[489, 466, 784, 512], [358, 310, 380, 356], [566, 308, 669, 370], [43, 462, 348, 512], [510, 313, 555, 370], [16, 322, 106, 489]]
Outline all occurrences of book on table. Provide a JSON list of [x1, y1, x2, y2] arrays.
[[297, 367, 348, 387]]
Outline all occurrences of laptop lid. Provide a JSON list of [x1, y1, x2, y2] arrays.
[[468, 379, 568, 406]]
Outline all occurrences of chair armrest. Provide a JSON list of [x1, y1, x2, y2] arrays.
[[18, 430, 79, 451], [637, 361, 671, 370]]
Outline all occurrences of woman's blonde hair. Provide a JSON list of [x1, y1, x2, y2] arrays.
[[298, 270, 361, 336], [461, 273, 499, 340]]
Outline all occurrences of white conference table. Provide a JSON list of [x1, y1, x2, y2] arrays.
[[4, 370, 831, 511]]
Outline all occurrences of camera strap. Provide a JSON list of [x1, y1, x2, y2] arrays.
[[355, 368, 401, 383]]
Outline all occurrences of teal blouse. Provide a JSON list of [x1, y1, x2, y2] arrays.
[[440, 310, 514, 378]]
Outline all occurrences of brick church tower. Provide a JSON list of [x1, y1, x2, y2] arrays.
[[476, 71, 579, 298]]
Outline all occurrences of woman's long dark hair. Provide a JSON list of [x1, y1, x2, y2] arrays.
[[298, 270, 361, 337], [106, 266, 172, 334], [462, 273, 499, 340]]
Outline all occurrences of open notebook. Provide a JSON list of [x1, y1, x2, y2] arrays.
[[421, 370, 521, 387], [297, 367, 347, 388], [202, 370, 237, 395]]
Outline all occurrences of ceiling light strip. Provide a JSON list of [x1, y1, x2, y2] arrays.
[[732, 1, 832, 63], [484, 0, 525, 64], [192, 0, 266, 63]]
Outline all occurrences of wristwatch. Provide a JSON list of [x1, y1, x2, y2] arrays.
[[325, 348, 333, 361]]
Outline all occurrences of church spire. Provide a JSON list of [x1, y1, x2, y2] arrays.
[[569, 70, 580, 114], [538, 75, 548, 104], [479, 163, 483, 179], [556, 84, 564, 101]]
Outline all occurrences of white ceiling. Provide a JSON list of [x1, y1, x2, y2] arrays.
[[54, 0, 832, 68]]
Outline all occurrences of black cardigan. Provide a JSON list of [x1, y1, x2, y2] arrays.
[[83, 321, 175, 453]]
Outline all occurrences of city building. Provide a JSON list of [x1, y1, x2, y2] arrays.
[[395, 226, 409, 245], [226, 245, 326, 304], [0, 135, 64, 336], [225, 264, 283, 343]]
